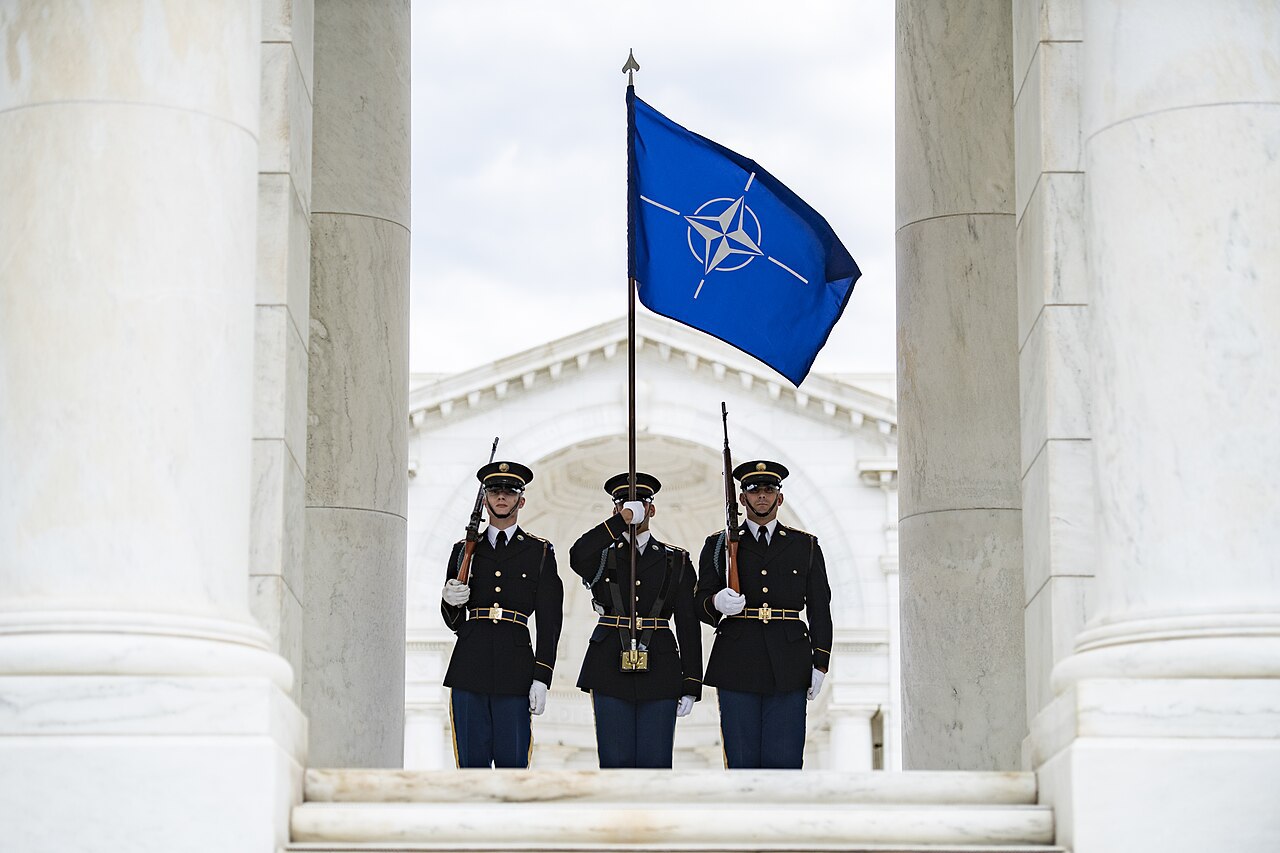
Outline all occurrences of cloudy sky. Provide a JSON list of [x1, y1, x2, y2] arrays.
[[410, 1, 895, 380]]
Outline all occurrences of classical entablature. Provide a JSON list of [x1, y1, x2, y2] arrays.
[[403, 314, 900, 770], [409, 315, 898, 439]]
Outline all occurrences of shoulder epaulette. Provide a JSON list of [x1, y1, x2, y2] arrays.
[[782, 525, 816, 540], [522, 532, 553, 549]]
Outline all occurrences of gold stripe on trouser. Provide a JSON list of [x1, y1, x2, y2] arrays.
[[448, 688, 460, 769], [716, 689, 728, 770]]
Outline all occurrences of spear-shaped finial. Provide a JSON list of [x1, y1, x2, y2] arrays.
[[622, 49, 640, 87]]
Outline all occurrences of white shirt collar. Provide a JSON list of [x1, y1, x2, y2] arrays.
[[745, 518, 778, 543], [486, 524, 518, 547], [622, 529, 653, 552]]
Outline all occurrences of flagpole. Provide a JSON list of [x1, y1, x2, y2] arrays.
[[623, 49, 641, 660]]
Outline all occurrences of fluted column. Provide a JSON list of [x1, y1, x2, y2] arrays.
[[304, 0, 410, 766], [895, 0, 1025, 768], [0, 3, 302, 850]]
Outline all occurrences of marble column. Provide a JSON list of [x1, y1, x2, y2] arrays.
[[895, 0, 1026, 769], [1033, 3, 1280, 851], [0, 2, 303, 851], [829, 707, 878, 771], [304, 0, 411, 766]]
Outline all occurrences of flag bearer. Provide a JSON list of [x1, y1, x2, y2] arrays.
[[696, 460, 833, 769], [570, 472, 702, 768], [441, 461, 563, 768]]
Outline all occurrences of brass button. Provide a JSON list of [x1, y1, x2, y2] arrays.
[[636, 580, 642, 586], [761, 570, 768, 576], [522, 573, 527, 578], [495, 571, 502, 577], [762, 586, 769, 593], [495, 586, 502, 592]]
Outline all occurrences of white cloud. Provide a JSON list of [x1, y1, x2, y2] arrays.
[[411, 0, 896, 376]]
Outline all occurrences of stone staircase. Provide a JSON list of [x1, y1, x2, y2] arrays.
[[287, 769, 1064, 852]]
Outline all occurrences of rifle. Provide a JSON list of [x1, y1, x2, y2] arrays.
[[456, 437, 500, 585], [721, 403, 740, 593]]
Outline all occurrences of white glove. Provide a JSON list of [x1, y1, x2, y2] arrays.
[[676, 695, 695, 718], [807, 668, 825, 701], [713, 587, 746, 616], [529, 680, 548, 715], [620, 500, 647, 524], [442, 578, 470, 607]]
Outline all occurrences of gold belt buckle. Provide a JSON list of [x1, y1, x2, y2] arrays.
[[759, 605, 772, 624], [492, 606, 503, 623], [620, 649, 649, 672]]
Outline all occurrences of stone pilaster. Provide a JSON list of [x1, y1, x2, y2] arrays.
[[0, 2, 303, 850], [895, 0, 1026, 769], [304, 0, 411, 767], [251, 0, 315, 703], [1032, 3, 1280, 851], [1012, 0, 1095, 729]]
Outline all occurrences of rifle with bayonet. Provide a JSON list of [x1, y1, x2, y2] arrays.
[[721, 402, 741, 593], [456, 437, 500, 585]]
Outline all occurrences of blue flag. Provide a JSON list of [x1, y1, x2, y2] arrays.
[[627, 88, 861, 386]]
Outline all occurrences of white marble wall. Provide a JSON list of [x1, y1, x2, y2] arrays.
[[251, 0, 314, 703], [0, 2, 304, 850], [895, 0, 1026, 769], [303, 0, 411, 767], [1012, 0, 1095, 728]]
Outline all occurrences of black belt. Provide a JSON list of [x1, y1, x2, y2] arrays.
[[467, 606, 529, 626], [597, 615, 669, 630], [728, 606, 802, 624]]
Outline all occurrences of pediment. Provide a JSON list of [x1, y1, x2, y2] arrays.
[[409, 315, 896, 440]]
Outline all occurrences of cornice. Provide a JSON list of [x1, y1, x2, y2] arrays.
[[408, 315, 897, 439]]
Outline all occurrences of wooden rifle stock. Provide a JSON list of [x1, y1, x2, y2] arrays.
[[721, 403, 741, 593], [456, 436, 499, 585]]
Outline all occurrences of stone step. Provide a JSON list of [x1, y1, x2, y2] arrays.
[[288, 770, 1064, 852]]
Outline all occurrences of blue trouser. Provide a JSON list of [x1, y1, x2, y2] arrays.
[[717, 688, 807, 769], [591, 693, 678, 768], [450, 689, 532, 768]]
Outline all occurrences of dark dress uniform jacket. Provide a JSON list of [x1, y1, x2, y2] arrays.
[[570, 514, 702, 703], [696, 523, 832, 694], [441, 527, 563, 695]]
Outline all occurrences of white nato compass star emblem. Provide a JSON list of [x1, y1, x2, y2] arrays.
[[685, 196, 763, 276], [639, 172, 810, 299]]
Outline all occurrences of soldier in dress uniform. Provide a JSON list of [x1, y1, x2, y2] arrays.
[[440, 461, 564, 768], [569, 472, 702, 768], [696, 460, 832, 769]]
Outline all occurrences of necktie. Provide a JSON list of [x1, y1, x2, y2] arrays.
[[757, 526, 769, 548], [496, 530, 507, 549]]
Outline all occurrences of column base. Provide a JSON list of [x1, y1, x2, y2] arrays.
[[1051, 614, 1280, 692], [0, 675, 306, 853], [1028, 677, 1280, 853], [0, 610, 293, 690]]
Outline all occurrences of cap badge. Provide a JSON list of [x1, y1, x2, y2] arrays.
[[499, 463, 510, 472], [756, 462, 766, 471]]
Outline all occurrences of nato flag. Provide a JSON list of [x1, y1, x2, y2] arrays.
[[627, 88, 861, 386]]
